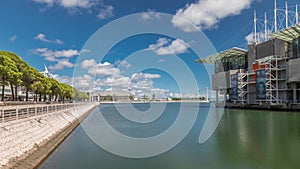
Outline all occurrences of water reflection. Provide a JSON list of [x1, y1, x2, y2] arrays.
[[39, 103, 300, 169], [216, 109, 300, 169]]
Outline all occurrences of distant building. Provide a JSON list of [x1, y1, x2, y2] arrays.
[[92, 90, 132, 102], [0, 86, 34, 101]]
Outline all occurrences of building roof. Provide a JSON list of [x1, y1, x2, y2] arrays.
[[269, 23, 300, 42], [195, 47, 247, 64]]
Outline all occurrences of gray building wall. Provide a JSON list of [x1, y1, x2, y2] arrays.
[[212, 71, 230, 90], [288, 58, 300, 82], [248, 44, 256, 70], [256, 39, 287, 59], [274, 38, 287, 57]]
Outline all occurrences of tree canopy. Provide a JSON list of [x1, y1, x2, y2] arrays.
[[0, 50, 88, 102]]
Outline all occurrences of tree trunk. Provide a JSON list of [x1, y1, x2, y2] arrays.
[[1, 77, 5, 101], [26, 88, 29, 101], [43, 94, 47, 102], [39, 93, 42, 102], [10, 83, 14, 101], [15, 86, 18, 101]]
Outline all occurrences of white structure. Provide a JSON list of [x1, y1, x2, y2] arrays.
[[40, 64, 54, 78]]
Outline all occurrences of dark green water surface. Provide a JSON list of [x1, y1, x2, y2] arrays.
[[39, 103, 300, 169]]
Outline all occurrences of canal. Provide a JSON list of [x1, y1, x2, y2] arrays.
[[39, 103, 300, 169]]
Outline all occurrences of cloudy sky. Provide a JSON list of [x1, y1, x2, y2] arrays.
[[1, 0, 299, 98]]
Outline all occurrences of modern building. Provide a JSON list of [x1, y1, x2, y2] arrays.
[[196, 8, 300, 110]]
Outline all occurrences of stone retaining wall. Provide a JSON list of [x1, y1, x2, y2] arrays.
[[0, 103, 98, 169]]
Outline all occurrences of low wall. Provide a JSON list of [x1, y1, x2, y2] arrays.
[[0, 103, 98, 169], [225, 102, 300, 111]]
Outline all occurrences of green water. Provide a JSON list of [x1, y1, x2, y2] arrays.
[[39, 103, 300, 169]]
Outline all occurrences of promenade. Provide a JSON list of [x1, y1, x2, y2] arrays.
[[0, 102, 98, 169]]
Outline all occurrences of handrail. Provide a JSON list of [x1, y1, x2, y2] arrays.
[[0, 102, 87, 123]]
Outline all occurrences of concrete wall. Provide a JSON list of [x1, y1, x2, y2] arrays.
[[255, 38, 287, 59], [256, 40, 274, 59], [274, 38, 287, 57], [288, 58, 300, 82], [212, 71, 230, 90], [248, 44, 256, 70]]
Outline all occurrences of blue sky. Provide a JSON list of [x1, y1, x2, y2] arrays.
[[1, 0, 299, 98]]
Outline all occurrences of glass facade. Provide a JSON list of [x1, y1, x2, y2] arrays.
[[214, 54, 248, 73], [292, 37, 300, 59]]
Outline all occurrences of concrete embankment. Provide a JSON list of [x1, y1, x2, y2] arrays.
[[0, 103, 98, 169]]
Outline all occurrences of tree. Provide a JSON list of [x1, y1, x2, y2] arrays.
[[48, 78, 61, 101], [22, 66, 38, 101], [0, 54, 18, 101], [60, 83, 74, 101], [0, 51, 24, 101], [0, 50, 88, 102]]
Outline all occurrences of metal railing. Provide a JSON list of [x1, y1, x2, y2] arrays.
[[0, 103, 85, 123]]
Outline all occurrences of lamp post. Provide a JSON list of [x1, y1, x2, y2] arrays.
[[128, 87, 131, 101]]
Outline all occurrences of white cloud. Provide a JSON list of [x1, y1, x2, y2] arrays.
[[101, 76, 131, 88], [131, 73, 161, 81], [140, 9, 160, 21], [83, 61, 164, 96], [9, 35, 17, 42], [97, 5, 114, 20], [116, 60, 131, 69], [80, 59, 97, 69], [33, 0, 95, 9], [49, 59, 74, 71], [34, 33, 63, 44], [54, 74, 94, 89], [245, 31, 270, 44], [53, 60, 175, 99], [88, 62, 121, 77], [148, 38, 190, 55], [148, 38, 170, 51], [31, 48, 81, 61], [172, 0, 253, 32], [158, 59, 165, 63]]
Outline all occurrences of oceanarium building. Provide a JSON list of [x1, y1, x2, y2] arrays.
[[196, 22, 300, 110]]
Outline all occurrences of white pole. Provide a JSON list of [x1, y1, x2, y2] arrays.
[[296, 4, 299, 24], [274, 0, 277, 32], [16, 106, 18, 120], [265, 12, 268, 41], [206, 87, 209, 102], [254, 10, 257, 43], [2, 107, 4, 123], [286, 1, 288, 28]]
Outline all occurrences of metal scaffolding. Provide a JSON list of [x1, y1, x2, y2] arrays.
[[237, 72, 248, 102], [256, 55, 287, 103]]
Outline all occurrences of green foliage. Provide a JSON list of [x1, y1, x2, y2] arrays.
[[171, 97, 182, 101], [0, 50, 87, 102]]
